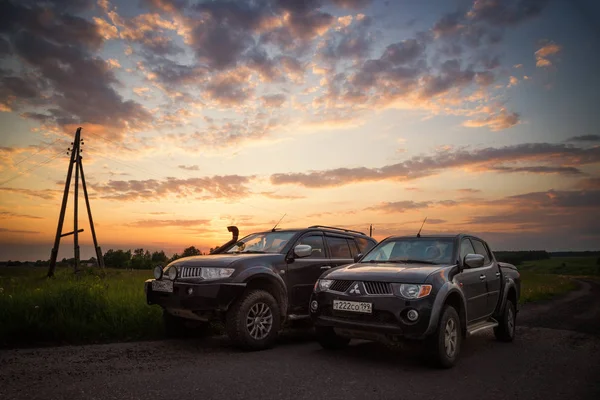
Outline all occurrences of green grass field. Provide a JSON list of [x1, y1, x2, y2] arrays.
[[0, 267, 163, 347], [518, 257, 600, 276], [0, 258, 594, 347]]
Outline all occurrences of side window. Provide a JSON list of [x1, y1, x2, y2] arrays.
[[326, 237, 352, 259], [348, 239, 360, 258], [471, 239, 491, 264], [459, 239, 476, 261], [356, 237, 376, 254], [297, 235, 326, 259]]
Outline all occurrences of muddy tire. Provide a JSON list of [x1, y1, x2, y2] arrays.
[[315, 326, 351, 350], [226, 290, 281, 351], [494, 299, 516, 342], [425, 305, 461, 368]]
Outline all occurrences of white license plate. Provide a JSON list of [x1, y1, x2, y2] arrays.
[[333, 299, 372, 314], [152, 280, 173, 293]]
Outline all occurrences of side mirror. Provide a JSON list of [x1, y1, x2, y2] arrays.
[[353, 253, 362, 263], [294, 244, 312, 258], [464, 253, 484, 269]]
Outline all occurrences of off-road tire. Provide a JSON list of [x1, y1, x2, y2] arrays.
[[226, 289, 281, 351], [494, 299, 516, 342], [425, 305, 461, 369], [315, 326, 351, 350]]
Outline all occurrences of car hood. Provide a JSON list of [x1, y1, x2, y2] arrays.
[[168, 253, 283, 268], [324, 262, 448, 283]]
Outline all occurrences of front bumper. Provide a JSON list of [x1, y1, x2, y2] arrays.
[[145, 279, 246, 319], [310, 289, 434, 340]]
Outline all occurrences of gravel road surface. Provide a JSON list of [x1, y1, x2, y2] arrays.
[[2, 279, 599, 400]]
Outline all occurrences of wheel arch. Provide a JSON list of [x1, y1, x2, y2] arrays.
[[243, 273, 288, 319]]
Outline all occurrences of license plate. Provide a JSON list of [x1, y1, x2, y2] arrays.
[[152, 280, 173, 293], [333, 299, 372, 314]]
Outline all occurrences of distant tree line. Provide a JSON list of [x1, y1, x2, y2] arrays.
[[102, 245, 219, 269], [493, 251, 551, 266]]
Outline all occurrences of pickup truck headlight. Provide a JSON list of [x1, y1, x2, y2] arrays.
[[392, 283, 432, 299], [315, 279, 333, 291], [201, 267, 235, 280]]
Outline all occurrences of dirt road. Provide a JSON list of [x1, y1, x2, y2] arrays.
[[1, 279, 599, 400]]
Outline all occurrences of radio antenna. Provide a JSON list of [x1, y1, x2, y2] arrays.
[[416, 217, 427, 238], [272, 213, 287, 232]]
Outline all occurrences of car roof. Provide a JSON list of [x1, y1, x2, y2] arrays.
[[249, 226, 374, 238]]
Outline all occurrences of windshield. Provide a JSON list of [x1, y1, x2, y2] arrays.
[[361, 238, 455, 265], [225, 231, 297, 254]]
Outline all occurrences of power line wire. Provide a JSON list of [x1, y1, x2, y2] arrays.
[[10, 138, 65, 168], [0, 152, 64, 187]]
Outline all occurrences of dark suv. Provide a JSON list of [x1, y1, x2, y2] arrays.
[[309, 233, 520, 368], [145, 225, 377, 350]]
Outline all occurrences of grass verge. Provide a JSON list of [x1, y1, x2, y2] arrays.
[[0, 261, 586, 347], [0, 266, 163, 348], [518, 271, 577, 304]]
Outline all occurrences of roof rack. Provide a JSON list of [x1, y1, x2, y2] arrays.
[[308, 225, 367, 236]]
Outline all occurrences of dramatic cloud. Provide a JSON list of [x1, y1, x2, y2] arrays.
[[330, 0, 373, 9], [92, 175, 254, 201], [0, 0, 152, 137], [365, 200, 431, 213], [128, 219, 211, 228], [178, 164, 200, 171], [270, 142, 600, 188], [0, 211, 43, 220], [463, 108, 520, 131], [0, 228, 40, 235], [0, 188, 60, 200], [566, 135, 600, 142], [535, 42, 561, 67]]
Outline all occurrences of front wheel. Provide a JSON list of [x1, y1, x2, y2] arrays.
[[494, 299, 516, 342], [226, 290, 281, 351], [425, 305, 461, 368], [315, 326, 351, 350]]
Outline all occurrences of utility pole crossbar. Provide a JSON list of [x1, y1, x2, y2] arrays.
[[47, 127, 105, 277], [60, 229, 84, 238]]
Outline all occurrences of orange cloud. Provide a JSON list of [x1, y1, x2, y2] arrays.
[[535, 42, 561, 68]]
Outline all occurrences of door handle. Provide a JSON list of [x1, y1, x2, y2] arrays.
[[320, 266, 332, 270], [479, 274, 486, 280], [495, 272, 501, 277]]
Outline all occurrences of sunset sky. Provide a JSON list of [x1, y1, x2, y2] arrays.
[[1, 0, 599, 261]]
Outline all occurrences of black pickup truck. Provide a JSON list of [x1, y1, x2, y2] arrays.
[[309, 233, 520, 368], [145, 225, 377, 350]]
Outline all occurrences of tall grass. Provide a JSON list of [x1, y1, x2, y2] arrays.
[[518, 256, 600, 276], [0, 267, 163, 347], [518, 271, 577, 304]]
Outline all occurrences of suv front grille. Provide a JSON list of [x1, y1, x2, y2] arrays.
[[180, 266, 202, 278], [329, 280, 353, 292], [363, 281, 392, 295]]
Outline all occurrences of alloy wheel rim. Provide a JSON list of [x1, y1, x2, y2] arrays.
[[246, 302, 273, 340], [444, 318, 457, 358], [507, 307, 515, 336]]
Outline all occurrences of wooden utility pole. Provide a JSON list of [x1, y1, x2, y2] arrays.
[[47, 127, 104, 277], [369, 224, 373, 237]]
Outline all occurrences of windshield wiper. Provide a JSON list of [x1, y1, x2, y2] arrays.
[[365, 260, 398, 263], [389, 259, 439, 265]]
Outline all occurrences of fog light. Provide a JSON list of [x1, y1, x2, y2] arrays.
[[310, 300, 318, 312], [187, 287, 193, 295], [407, 309, 419, 321]]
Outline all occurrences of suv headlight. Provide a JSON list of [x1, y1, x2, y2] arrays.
[[167, 266, 177, 280], [201, 268, 235, 280], [315, 279, 333, 291], [392, 283, 432, 299]]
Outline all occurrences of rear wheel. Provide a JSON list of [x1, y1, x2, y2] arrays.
[[494, 299, 516, 342], [425, 305, 461, 368], [315, 326, 351, 350], [226, 290, 281, 351]]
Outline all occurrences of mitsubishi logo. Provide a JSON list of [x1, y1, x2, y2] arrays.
[[349, 283, 361, 295]]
